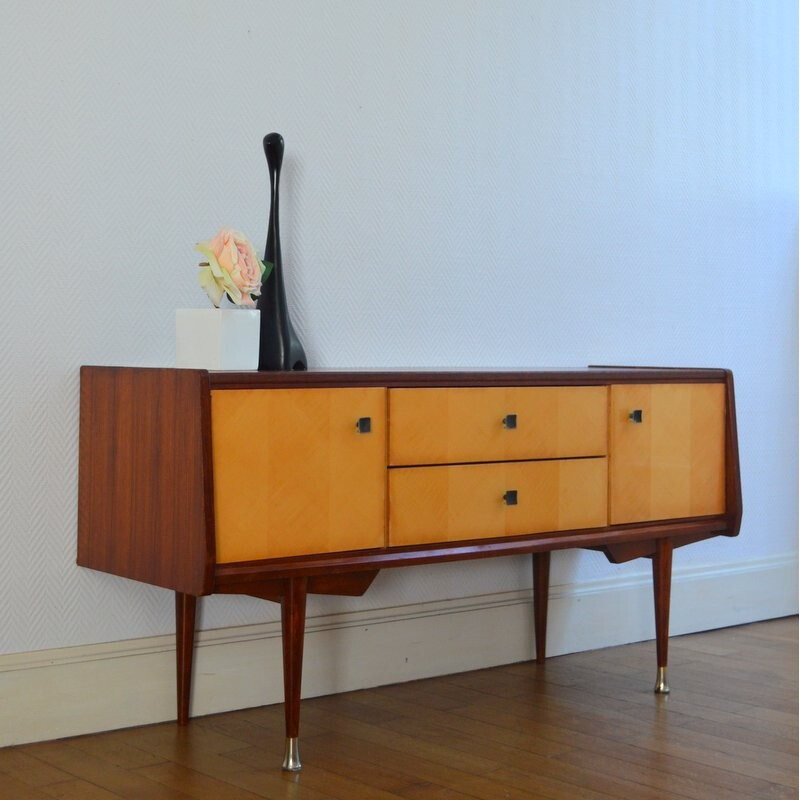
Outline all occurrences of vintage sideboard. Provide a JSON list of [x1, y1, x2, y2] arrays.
[[77, 366, 741, 771]]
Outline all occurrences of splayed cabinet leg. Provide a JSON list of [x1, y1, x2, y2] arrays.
[[175, 592, 197, 725], [533, 551, 551, 664], [652, 538, 673, 694], [281, 577, 308, 771]]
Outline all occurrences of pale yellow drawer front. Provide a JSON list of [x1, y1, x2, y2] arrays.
[[389, 386, 608, 466], [389, 458, 607, 546], [211, 388, 386, 562], [609, 383, 726, 524]]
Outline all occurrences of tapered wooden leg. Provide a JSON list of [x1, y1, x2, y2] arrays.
[[175, 592, 197, 725], [281, 577, 308, 771], [652, 538, 673, 694], [533, 551, 551, 664]]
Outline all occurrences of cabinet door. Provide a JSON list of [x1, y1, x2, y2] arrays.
[[211, 388, 386, 562], [609, 384, 726, 524]]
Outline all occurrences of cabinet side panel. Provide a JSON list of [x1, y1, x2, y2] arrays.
[[77, 367, 213, 595], [724, 371, 743, 535]]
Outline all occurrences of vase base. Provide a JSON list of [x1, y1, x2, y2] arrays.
[[176, 308, 260, 371]]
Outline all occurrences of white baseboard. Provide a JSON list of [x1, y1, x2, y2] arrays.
[[0, 553, 795, 747]]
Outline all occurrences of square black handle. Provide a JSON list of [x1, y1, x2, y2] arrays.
[[356, 417, 372, 433], [503, 490, 518, 506], [503, 414, 517, 429]]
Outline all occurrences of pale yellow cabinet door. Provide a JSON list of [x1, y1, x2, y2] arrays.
[[609, 383, 726, 524], [211, 388, 386, 562]]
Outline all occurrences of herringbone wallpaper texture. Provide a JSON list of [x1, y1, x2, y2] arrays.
[[1, 1, 796, 654]]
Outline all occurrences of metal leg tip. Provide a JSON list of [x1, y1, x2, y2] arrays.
[[282, 737, 302, 771], [654, 666, 670, 694]]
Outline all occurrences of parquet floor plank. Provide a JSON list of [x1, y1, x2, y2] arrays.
[[40, 779, 125, 799], [0, 747, 75, 787], [10, 740, 196, 800], [0, 771, 55, 799]]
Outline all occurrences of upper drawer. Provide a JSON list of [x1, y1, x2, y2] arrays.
[[389, 386, 608, 466]]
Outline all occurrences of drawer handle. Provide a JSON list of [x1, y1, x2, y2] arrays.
[[503, 490, 518, 506], [502, 414, 517, 429], [356, 417, 372, 434], [628, 409, 643, 424]]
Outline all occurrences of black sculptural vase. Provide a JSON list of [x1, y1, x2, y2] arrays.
[[257, 133, 307, 371]]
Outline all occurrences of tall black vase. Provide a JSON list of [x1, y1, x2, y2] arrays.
[[257, 133, 307, 371]]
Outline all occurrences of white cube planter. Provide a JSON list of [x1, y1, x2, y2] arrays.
[[176, 308, 260, 371]]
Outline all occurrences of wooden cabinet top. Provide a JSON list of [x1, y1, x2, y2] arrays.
[[199, 366, 731, 389]]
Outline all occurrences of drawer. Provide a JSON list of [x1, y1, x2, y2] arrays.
[[389, 457, 607, 546], [609, 383, 726, 524], [211, 388, 386, 562], [389, 386, 607, 466]]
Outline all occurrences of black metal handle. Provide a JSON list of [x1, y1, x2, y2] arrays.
[[628, 409, 643, 423], [356, 417, 371, 433], [503, 490, 518, 506], [503, 414, 517, 429]]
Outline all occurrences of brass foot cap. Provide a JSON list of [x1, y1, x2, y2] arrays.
[[282, 737, 302, 771], [654, 666, 670, 694]]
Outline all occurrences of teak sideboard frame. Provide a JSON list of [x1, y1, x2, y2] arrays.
[[77, 367, 742, 771]]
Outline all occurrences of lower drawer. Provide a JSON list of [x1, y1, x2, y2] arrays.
[[389, 458, 608, 546]]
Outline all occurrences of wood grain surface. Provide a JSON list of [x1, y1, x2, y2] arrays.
[[389, 458, 607, 546], [609, 383, 726, 524], [389, 386, 608, 465], [77, 367, 214, 595], [211, 388, 387, 562]]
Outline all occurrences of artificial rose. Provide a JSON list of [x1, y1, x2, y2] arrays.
[[196, 228, 269, 308]]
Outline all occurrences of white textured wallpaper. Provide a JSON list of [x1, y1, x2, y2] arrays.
[[0, 1, 797, 655]]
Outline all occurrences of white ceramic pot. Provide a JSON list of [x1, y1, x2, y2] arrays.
[[175, 308, 260, 371]]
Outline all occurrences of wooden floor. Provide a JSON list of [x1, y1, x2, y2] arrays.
[[1, 617, 796, 800]]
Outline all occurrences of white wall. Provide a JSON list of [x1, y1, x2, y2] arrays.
[[0, 0, 796, 732]]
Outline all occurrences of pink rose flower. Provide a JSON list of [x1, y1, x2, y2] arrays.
[[196, 228, 268, 308]]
